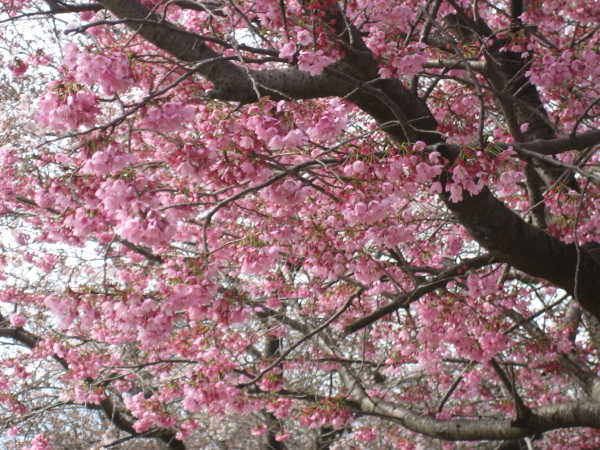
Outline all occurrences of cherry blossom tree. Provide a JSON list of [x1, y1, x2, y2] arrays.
[[1, 0, 600, 448]]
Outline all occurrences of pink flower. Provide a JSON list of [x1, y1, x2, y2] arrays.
[[79, 10, 96, 21], [274, 432, 290, 442], [298, 50, 333, 76], [140, 102, 196, 132], [279, 42, 296, 61], [63, 43, 135, 95], [8, 59, 28, 77], [24, 434, 52, 450], [282, 129, 306, 147], [354, 428, 377, 442], [261, 179, 309, 207], [415, 161, 443, 183], [251, 426, 267, 437], [295, 28, 313, 46], [413, 140, 426, 152], [9, 314, 26, 327]]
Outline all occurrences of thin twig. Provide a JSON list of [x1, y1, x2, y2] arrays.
[[237, 288, 364, 388]]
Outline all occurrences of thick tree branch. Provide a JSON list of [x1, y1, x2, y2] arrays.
[[310, 326, 600, 441], [44, 0, 102, 13], [96, 0, 344, 103], [97, 0, 438, 143], [500, 130, 600, 156], [97, 1, 600, 324], [353, 393, 600, 441], [513, 145, 600, 185], [0, 326, 41, 350], [436, 144, 600, 320], [424, 58, 486, 71], [265, 300, 600, 442]]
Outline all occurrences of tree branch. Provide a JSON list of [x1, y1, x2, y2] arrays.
[[353, 393, 600, 441], [98, 0, 600, 326], [0, 316, 185, 449], [44, 0, 102, 13], [313, 322, 600, 441], [96, 0, 439, 143], [96, 0, 343, 103], [498, 129, 600, 156], [344, 254, 495, 334], [436, 144, 600, 321]]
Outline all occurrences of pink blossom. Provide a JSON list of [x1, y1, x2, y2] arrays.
[[9, 313, 26, 327], [295, 27, 313, 46], [8, 59, 28, 77], [306, 99, 348, 141], [274, 432, 290, 442], [36, 82, 99, 131], [24, 434, 53, 450], [140, 102, 197, 132], [251, 426, 267, 436], [413, 140, 426, 152], [81, 143, 135, 176], [4, 3, 600, 449], [79, 10, 95, 21], [298, 50, 333, 76], [63, 43, 135, 95], [279, 42, 296, 61], [415, 161, 443, 183], [282, 129, 306, 147], [354, 428, 377, 442], [261, 179, 309, 207]]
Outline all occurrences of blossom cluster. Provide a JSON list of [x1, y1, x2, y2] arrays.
[[36, 81, 99, 131], [63, 43, 136, 95], [3, 0, 600, 448]]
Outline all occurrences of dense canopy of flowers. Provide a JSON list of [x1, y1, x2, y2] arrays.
[[1, 0, 600, 448]]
